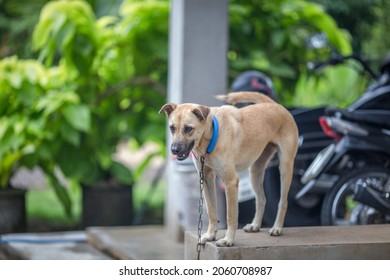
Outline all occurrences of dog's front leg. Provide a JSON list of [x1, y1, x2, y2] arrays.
[[216, 174, 239, 247], [200, 166, 218, 244]]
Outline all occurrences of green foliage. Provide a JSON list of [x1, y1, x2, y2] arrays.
[[33, 0, 98, 72], [30, 0, 168, 187], [0, 0, 50, 58], [294, 0, 390, 108], [229, 0, 351, 105], [362, 0, 390, 58], [0, 0, 122, 58], [1, 0, 169, 219], [0, 57, 47, 187], [293, 62, 368, 107], [0, 56, 88, 217], [310, 0, 383, 53]]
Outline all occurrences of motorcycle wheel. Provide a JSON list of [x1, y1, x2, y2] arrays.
[[321, 166, 390, 226]]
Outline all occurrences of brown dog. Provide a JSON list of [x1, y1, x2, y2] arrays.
[[160, 91, 298, 247]]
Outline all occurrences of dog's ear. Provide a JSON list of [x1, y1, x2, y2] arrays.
[[159, 103, 177, 117], [192, 105, 210, 121]]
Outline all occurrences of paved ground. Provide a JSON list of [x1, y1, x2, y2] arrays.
[[0, 231, 111, 260], [0, 225, 182, 260], [3, 224, 390, 260], [87, 225, 184, 260]]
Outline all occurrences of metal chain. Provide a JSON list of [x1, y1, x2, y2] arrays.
[[197, 155, 205, 260]]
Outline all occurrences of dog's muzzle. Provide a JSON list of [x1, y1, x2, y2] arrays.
[[171, 141, 194, 161]]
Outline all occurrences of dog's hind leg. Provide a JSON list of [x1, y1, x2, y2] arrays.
[[244, 143, 277, 233], [269, 138, 298, 236], [200, 165, 218, 244]]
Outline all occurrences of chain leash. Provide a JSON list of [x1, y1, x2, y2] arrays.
[[197, 155, 205, 260]]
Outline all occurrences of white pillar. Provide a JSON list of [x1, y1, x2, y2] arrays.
[[165, 0, 228, 240]]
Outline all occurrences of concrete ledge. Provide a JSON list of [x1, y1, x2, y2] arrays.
[[87, 225, 184, 260], [185, 225, 390, 260]]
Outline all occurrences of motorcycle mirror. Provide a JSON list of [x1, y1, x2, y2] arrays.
[[306, 33, 329, 49]]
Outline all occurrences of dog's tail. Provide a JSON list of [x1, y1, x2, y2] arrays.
[[216, 91, 274, 105]]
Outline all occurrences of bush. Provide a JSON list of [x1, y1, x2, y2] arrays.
[[1, 0, 169, 219]]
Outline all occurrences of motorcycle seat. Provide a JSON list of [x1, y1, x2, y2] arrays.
[[325, 107, 390, 128]]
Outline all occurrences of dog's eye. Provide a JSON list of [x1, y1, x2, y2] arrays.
[[183, 126, 193, 134], [169, 125, 176, 133]]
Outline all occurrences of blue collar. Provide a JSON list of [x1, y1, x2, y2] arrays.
[[206, 115, 219, 154]]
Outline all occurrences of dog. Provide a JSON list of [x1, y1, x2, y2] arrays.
[[159, 91, 299, 247]]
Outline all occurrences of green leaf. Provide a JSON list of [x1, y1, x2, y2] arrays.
[[110, 161, 134, 186], [60, 122, 80, 146], [46, 173, 73, 219], [57, 145, 101, 183], [9, 72, 23, 89], [32, 18, 52, 50], [57, 20, 76, 52], [0, 130, 25, 157], [0, 152, 22, 187], [271, 30, 286, 49], [37, 92, 70, 116], [97, 16, 118, 28], [97, 150, 112, 169], [62, 104, 91, 132], [24, 62, 43, 84], [26, 118, 47, 138], [0, 118, 9, 138], [268, 63, 296, 78]]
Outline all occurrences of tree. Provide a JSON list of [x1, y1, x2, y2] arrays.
[[0, 0, 122, 58], [1, 0, 169, 218], [311, 0, 390, 58], [0, 0, 49, 58], [31, 0, 169, 195], [229, 0, 351, 104], [362, 0, 390, 58]]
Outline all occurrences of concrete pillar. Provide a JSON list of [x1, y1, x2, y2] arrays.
[[165, 0, 228, 241]]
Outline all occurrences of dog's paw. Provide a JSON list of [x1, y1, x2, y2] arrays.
[[269, 227, 283, 236], [243, 223, 261, 233], [215, 237, 234, 247], [200, 233, 216, 244]]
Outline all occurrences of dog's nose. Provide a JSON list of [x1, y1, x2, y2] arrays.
[[171, 143, 180, 155]]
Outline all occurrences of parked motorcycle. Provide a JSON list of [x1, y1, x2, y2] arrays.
[[298, 34, 390, 226]]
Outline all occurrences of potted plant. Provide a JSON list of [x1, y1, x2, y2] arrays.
[[0, 57, 81, 232], [0, 58, 26, 233], [30, 0, 168, 227]]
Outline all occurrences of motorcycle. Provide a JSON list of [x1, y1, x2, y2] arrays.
[[298, 34, 390, 226]]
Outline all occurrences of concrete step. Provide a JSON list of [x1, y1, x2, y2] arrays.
[[185, 224, 390, 260], [87, 225, 184, 260], [0, 231, 111, 260]]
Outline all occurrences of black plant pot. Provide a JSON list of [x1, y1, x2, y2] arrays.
[[0, 188, 26, 234], [82, 183, 134, 228]]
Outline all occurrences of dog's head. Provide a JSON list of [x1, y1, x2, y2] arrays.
[[159, 103, 210, 161]]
